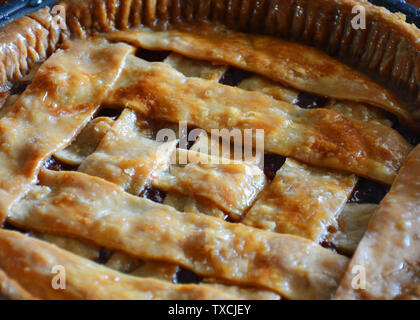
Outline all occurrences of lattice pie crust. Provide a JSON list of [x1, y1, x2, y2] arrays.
[[0, 0, 419, 300]]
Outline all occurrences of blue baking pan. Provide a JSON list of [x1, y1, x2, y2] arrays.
[[0, 0, 58, 28], [0, 0, 419, 28], [371, 0, 419, 25]]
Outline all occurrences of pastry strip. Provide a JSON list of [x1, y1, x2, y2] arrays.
[[0, 230, 238, 300], [35, 233, 102, 262], [243, 158, 357, 241], [238, 75, 393, 127], [112, 256, 280, 300], [105, 56, 412, 184], [335, 145, 420, 299], [54, 117, 115, 166], [325, 101, 393, 128], [124, 258, 178, 281], [163, 194, 227, 220], [105, 25, 410, 126], [329, 204, 377, 256], [79, 109, 177, 195], [0, 39, 134, 220], [164, 53, 228, 81], [154, 149, 267, 219], [238, 75, 299, 105], [0, 268, 37, 300], [8, 169, 349, 300], [35, 232, 278, 299]]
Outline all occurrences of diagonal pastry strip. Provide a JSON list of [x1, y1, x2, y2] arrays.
[[79, 109, 178, 195], [0, 230, 239, 300], [329, 204, 377, 256], [243, 158, 357, 241], [8, 169, 349, 300], [105, 56, 412, 185], [105, 25, 413, 129], [54, 117, 115, 166], [0, 39, 134, 220], [334, 145, 420, 300]]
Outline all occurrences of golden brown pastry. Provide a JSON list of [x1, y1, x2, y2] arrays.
[[0, 0, 418, 301]]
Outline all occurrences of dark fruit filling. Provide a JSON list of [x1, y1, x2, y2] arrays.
[[136, 49, 171, 62], [263, 154, 286, 180], [296, 92, 328, 109], [174, 267, 203, 284], [219, 67, 251, 86], [96, 248, 113, 264], [139, 185, 166, 204], [94, 107, 122, 120], [349, 178, 390, 204], [44, 156, 78, 172]]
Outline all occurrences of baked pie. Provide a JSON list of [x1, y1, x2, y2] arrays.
[[0, 0, 419, 300]]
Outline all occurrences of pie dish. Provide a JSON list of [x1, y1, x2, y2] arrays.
[[0, 0, 418, 300]]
